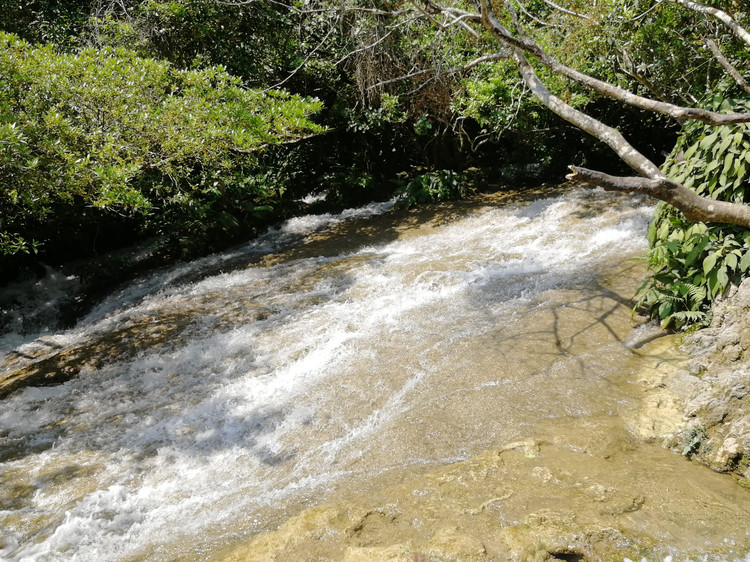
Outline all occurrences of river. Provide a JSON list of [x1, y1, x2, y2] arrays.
[[1, 187, 750, 561]]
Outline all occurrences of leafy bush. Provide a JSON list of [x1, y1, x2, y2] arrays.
[[0, 32, 323, 258], [396, 170, 474, 209], [636, 97, 750, 330]]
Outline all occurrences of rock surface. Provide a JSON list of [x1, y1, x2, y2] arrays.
[[662, 279, 750, 480], [213, 433, 750, 562]]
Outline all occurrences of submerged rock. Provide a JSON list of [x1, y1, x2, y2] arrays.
[[214, 437, 750, 561]]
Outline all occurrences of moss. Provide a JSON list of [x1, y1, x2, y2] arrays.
[[736, 453, 750, 474]]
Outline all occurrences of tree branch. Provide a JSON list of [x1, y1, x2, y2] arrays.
[[535, 0, 593, 21], [566, 166, 750, 227], [615, 48, 674, 103], [704, 37, 750, 96], [469, 0, 750, 125], [511, 0, 563, 28], [508, 43, 663, 178], [669, 0, 750, 48], [478, 0, 750, 229]]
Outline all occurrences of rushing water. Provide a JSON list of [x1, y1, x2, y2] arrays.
[[1, 188, 750, 561]]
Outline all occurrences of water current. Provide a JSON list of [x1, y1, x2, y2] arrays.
[[2, 188, 750, 561]]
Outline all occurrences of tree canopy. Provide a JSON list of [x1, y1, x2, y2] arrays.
[[0, 27, 322, 263]]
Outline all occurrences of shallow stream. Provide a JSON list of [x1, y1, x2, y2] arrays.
[[2, 188, 750, 561]]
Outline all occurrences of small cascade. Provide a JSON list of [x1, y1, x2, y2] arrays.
[[1, 188, 750, 561]]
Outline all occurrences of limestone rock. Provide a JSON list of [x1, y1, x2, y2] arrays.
[[676, 278, 750, 473]]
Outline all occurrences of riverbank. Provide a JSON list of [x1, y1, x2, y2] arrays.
[[660, 280, 750, 483]]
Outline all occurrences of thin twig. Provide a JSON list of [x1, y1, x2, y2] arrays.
[[511, 0, 563, 28], [669, 0, 750, 47], [536, 0, 592, 21], [369, 52, 508, 89], [251, 24, 337, 93]]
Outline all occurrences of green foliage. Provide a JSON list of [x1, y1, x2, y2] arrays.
[[346, 93, 406, 133], [453, 60, 527, 134], [0, 0, 90, 48], [0, 233, 39, 256], [89, 0, 302, 86], [395, 170, 474, 209], [682, 425, 708, 458], [0, 32, 323, 258], [636, 97, 750, 330]]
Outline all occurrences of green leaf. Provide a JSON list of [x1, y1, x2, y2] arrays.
[[724, 153, 735, 175], [717, 266, 729, 291], [658, 300, 673, 319], [717, 132, 733, 155], [705, 160, 721, 173], [700, 131, 719, 149], [657, 221, 670, 241], [683, 142, 699, 160], [725, 253, 738, 271], [708, 269, 719, 296], [740, 250, 750, 272], [685, 236, 709, 266], [703, 252, 717, 275]]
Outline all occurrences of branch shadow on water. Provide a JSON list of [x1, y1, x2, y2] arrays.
[[464, 255, 661, 377]]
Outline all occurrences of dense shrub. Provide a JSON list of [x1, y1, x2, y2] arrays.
[[395, 169, 475, 209], [636, 96, 750, 330], [0, 32, 323, 260]]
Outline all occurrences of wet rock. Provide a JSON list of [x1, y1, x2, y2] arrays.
[[215, 438, 750, 561], [341, 544, 412, 561], [424, 526, 487, 559]]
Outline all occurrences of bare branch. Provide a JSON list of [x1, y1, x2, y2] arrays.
[[335, 25, 400, 66], [704, 37, 750, 96], [442, 10, 482, 38], [618, 0, 666, 24], [508, 45, 663, 178], [535, 0, 593, 21], [422, 1, 481, 24], [566, 166, 750, 227], [414, 1, 448, 30], [616, 48, 674, 103], [669, 0, 750, 47], [468, 0, 750, 125], [511, 0, 563, 28], [251, 24, 337, 93]]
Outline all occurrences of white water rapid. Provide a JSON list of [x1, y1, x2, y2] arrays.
[[2, 188, 750, 561]]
